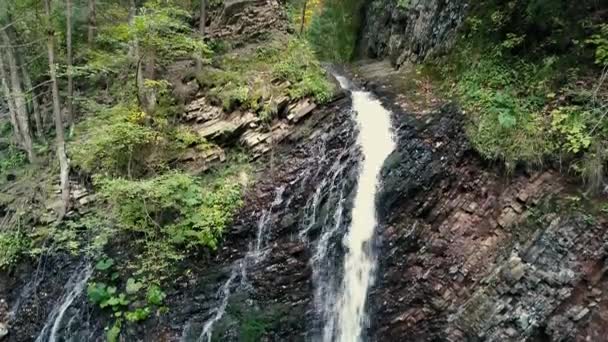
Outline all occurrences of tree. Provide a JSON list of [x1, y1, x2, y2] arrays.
[[300, 0, 308, 35], [88, 0, 96, 46], [45, 0, 70, 218], [0, 29, 34, 161], [67, 0, 74, 133], [0, 51, 22, 147], [195, 0, 207, 71], [21, 61, 44, 139], [200, 0, 206, 37]]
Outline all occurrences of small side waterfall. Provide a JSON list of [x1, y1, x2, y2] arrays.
[[193, 186, 286, 342], [35, 263, 93, 342], [298, 144, 359, 341]]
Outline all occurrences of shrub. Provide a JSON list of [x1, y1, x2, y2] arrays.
[[0, 230, 28, 269], [0, 145, 27, 174], [96, 170, 246, 275], [449, 57, 554, 169], [587, 24, 608, 66], [70, 104, 161, 177]]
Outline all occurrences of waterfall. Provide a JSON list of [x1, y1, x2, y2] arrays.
[[35, 263, 93, 342], [330, 76, 395, 341]]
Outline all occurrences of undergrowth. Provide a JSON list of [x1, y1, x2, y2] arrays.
[[95, 157, 250, 279], [434, 0, 608, 190]]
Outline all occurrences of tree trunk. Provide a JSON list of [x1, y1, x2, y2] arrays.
[[45, 0, 70, 219], [200, 0, 207, 36], [88, 0, 96, 46], [0, 30, 34, 162], [0, 51, 23, 146], [136, 53, 157, 114], [196, 0, 207, 71], [300, 0, 308, 35], [21, 59, 44, 139], [128, 0, 138, 60], [66, 0, 74, 134]]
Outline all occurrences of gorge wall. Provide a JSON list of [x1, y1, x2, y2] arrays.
[[2, 1, 608, 341], [359, 0, 468, 66]]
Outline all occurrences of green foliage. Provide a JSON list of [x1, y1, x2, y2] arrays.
[[125, 307, 151, 323], [102, 0, 211, 67], [87, 282, 130, 309], [146, 284, 166, 305], [550, 106, 593, 153], [0, 146, 27, 175], [96, 168, 246, 276], [397, 0, 410, 9], [70, 103, 160, 177], [306, 0, 363, 62], [106, 320, 121, 342], [272, 40, 334, 103], [448, 56, 552, 168], [587, 24, 608, 66], [96, 258, 115, 271], [0, 230, 28, 269], [88, 256, 166, 337], [199, 37, 333, 118], [439, 0, 608, 178]]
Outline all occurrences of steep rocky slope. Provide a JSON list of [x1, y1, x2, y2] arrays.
[[353, 61, 608, 342]]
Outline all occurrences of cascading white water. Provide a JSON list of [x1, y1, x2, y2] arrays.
[[35, 264, 93, 342], [331, 76, 395, 341]]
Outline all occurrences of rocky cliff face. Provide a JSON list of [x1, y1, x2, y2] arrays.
[[354, 62, 608, 342], [360, 0, 468, 66]]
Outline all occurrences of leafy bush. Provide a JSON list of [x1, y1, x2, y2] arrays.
[[439, 0, 608, 186], [448, 57, 553, 168], [96, 170, 246, 275], [87, 257, 166, 340], [272, 40, 334, 103], [0, 230, 28, 269], [0, 145, 27, 174], [587, 24, 608, 66], [71, 104, 160, 177]]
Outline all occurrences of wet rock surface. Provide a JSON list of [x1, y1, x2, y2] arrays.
[[158, 94, 359, 341]]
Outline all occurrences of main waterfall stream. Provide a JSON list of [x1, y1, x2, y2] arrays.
[[328, 76, 395, 341]]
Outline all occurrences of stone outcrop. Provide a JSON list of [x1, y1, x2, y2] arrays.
[[208, 0, 290, 44], [360, 0, 468, 66], [182, 95, 331, 159]]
